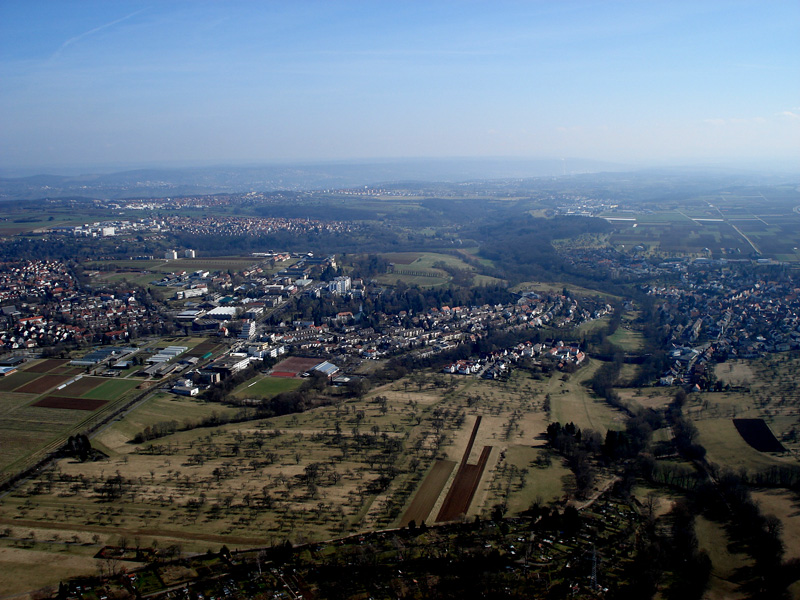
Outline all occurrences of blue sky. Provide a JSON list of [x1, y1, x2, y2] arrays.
[[1, 1, 798, 172]]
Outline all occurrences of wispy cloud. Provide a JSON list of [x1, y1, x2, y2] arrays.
[[52, 9, 144, 59], [778, 110, 800, 120]]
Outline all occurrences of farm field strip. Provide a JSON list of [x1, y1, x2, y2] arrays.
[[435, 417, 493, 522], [82, 378, 141, 400], [58, 376, 107, 397], [22, 359, 71, 373], [14, 374, 71, 394], [0, 371, 40, 391], [436, 446, 492, 522], [32, 396, 108, 411], [399, 459, 456, 527]]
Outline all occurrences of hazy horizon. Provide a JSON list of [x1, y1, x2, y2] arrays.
[[2, 1, 798, 172]]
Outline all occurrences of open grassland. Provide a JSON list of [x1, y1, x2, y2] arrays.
[[750, 489, 800, 560], [714, 360, 756, 387], [614, 387, 674, 411], [695, 516, 750, 600], [546, 359, 627, 434], [0, 543, 103, 599], [91, 393, 243, 457], [376, 251, 484, 288], [694, 417, 794, 472], [607, 325, 646, 353], [231, 375, 303, 400]]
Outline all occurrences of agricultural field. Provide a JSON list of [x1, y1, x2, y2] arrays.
[[0, 367, 577, 591], [0, 359, 147, 484], [601, 201, 800, 260]]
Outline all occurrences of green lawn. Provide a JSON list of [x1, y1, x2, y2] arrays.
[[82, 378, 141, 400], [232, 375, 303, 399]]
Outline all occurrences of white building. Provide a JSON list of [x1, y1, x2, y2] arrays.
[[328, 276, 351, 296], [185, 249, 196, 258], [239, 320, 257, 340], [165, 249, 178, 260]]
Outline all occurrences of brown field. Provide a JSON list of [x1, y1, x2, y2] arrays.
[[58, 376, 106, 397], [272, 371, 297, 378], [0, 546, 102, 599], [436, 446, 492, 522], [399, 459, 456, 526], [32, 396, 108, 411], [50, 366, 86, 375], [271, 356, 324, 376], [15, 374, 71, 394], [23, 358, 70, 373], [435, 416, 491, 522]]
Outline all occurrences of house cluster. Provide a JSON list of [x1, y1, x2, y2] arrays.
[[159, 215, 355, 238], [558, 246, 684, 282], [646, 266, 800, 385], [0, 260, 174, 351], [251, 292, 603, 369], [442, 340, 585, 379]]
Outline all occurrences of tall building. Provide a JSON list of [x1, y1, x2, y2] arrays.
[[328, 275, 351, 295], [165, 250, 178, 260], [185, 249, 196, 258]]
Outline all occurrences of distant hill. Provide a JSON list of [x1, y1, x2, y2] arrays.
[[0, 158, 625, 200]]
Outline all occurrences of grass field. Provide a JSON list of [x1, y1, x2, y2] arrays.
[[91, 392, 243, 457], [231, 375, 303, 399], [82, 378, 141, 400], [607, 326, 646, 353], [695, 516, 751, 600], [547, 359, 627, 434], [489, 446, 571, 513], [694, 418, 793, 472]]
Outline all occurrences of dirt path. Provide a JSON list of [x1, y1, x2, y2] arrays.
[[571, 476, 620, 511]]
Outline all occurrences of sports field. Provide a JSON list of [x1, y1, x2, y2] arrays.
[[232, 375, 303, 399]]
